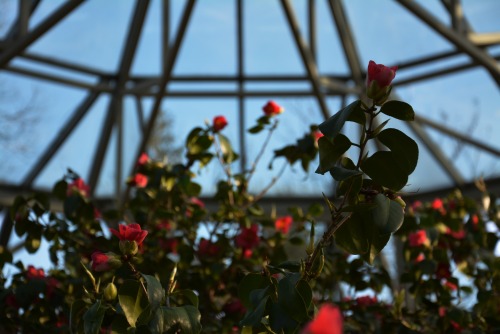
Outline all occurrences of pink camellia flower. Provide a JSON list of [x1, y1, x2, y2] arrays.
[[445, 227, 466, 239], [223, 299, 247, 317], [110, 223, 148, 246], [436, 263, 451, 279], [159, 238, 179, 254], [301, 304, 343, 334], [67, 178, 90, 198], [137, 152, 150, 167], [198, 238, 221, 258], [90, 251, 122, 272], [414, 253, 425, 263], [128, 173, 148, 188], [213, 115, 228, 132], [366, 60, 397, 103], [26, 265, 45, 280], [275, 216, 293, 234], [313, 130, 324, 142], [263, 100, 284, 116], [408, 229, 429, 247], [356, 295, 378, 307], [443, 279, 458, 291], [235, 225, 260, 250]]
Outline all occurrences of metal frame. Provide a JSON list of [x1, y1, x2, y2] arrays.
[[1, 0, 499, 248]]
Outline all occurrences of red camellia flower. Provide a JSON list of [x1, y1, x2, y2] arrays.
[[262, 100, 284, 116], [275, 216, 293, 234], [223, 299, 247, 317], [301, 304, 343, 334], [443, 279, 458, 291], [414, 253, 425, 263], [26, 265, 45, 280], [436, 263, 451, 279], [408, 229, 429, 247], [67, 178, 90, 198], [366, 60, 397, 104], [313, 131, 324, 142], [213, 115, 228, 132], [137, 152, 150, 167], [91, 252, 118, 272], [128, 173, 148, 188], [356, 295, 378, 307], [445, 227, 466, 239], [235, 224, 260, 250], [160, 238, 178, 254], [110, 223, 148, 246], [198, 238, 221, 258]]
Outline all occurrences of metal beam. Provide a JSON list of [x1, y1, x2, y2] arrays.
[[308, 0, 317, 60], [407, 120, 465, 186], [395, 52, 500, 87], [237, 0, 247, 173], [280, 0, 331, 120], [3, 65, 113, 92], [0, 208, 13, 249], [22, 85, 104, 186], [327, 0, 364, 86], [4, 0, 41, 41], [88, 0, 151, 195], [396, 0, 500, 86], [18, 52, 109, 77], [0, 0, 84, 68], [126, 0, 197, 202], [415, 114, 500, 157]]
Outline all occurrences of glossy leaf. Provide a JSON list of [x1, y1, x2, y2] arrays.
[[362, 151, 408, 191], [377, 128, 419, 174], [330, 166, 362, 181], [218, 133, 239, 163], [83, 300, 106, 334], [319, 100, 365, 140], [162, 305, 202, 333], [315, 134, 351, 174], [118, 280, 148, 328], [238, 273, 270, 309], [277, 273, 309, 322], [379, 100, 415, 121], [142, 274, 165, 309]]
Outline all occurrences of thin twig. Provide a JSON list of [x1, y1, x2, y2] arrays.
[[247, 119, 278, 183]]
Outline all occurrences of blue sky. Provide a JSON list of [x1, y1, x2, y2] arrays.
[[0, 0, 499, 197]]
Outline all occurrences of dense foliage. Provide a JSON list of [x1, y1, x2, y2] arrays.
[[1, 61, 499, 333]]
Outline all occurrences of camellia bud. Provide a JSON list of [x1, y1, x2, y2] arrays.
[[91, 252, 122, 272], [366, 60, 397, 105], [104, 282, 118, 301], [119, 240, 139, 256]]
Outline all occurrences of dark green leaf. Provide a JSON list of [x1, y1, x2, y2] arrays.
[[119, 280, 148, 327], [142, 274, 165, 309], [53, 180, 68, 200], [362, 151, 408, 190], [377, 128, 419, 174], [83, 300, 106, 334], [330, 166, 362, 181], [218, 133, 239, 164], [315, 134, 351, 174], [163, 305, 202, 334], [240, 295, 269, 327], [238, 273, 270, 309], [269, 302, 299, 332], [335, 212, 370, 255], [277, 273, 309, 322], [248, 124, 264, 134], [70, 299, 87, 334], [173, 289, 199, 308], [319, 100, 365, 140], [379, 100, 415, 121]]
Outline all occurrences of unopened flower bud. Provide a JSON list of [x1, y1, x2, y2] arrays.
[[366, 60, 397, 105], [104, 282, 118, 301], [91, 252, 122, 272], [119, 240, 138, 256]]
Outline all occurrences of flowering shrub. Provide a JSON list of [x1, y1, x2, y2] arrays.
[[1, 61, 499, 333]]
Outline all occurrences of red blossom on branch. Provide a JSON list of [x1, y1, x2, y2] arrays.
[[26, 265, 45, 280], [67, 178, 90, 198], [262, 100, 284, 116], [275, 215, 293, 234], [128, 173, 148, 188], [301, 304, 343, 334], [408, 229, 429, 247], [110, 223, 148, 246], [235, 225, 260, 251], [213, 115, 228, 132]]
